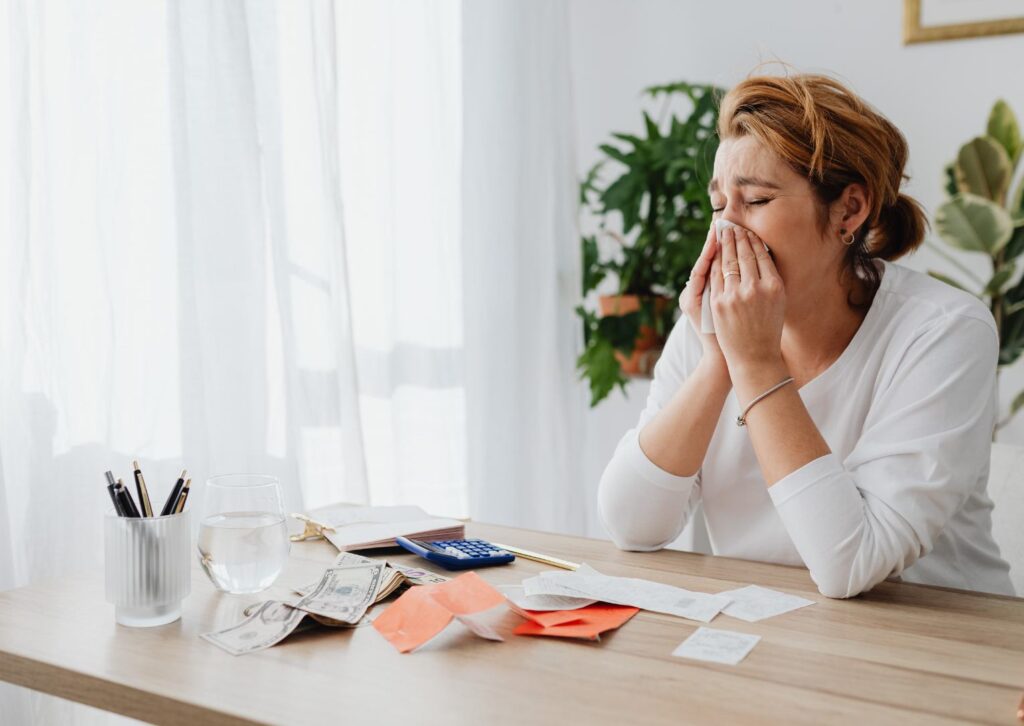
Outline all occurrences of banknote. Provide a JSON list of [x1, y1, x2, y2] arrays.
[[291, 563, 384, 623], [201, 600, 307, 656], [388, 561, 450, 586]]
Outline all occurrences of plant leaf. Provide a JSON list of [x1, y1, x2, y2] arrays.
[[943, 162, 959, 197], [987, 99, 1023, 166], [984, 264, 1016, 295], [1012, 388, 1024, 416], [955, 136, 1012, 203], [927, 270, 970, 292], [934, 193, 1014, 254]]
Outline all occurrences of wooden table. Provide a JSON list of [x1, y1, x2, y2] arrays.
[[0, 521, 1021, 725]]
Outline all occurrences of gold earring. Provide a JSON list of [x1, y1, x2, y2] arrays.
[[840, 228, 855, 246]]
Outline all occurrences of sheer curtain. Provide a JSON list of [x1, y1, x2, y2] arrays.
[[1, 0, 582, 721]]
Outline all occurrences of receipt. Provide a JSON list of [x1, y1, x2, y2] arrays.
[[717, 585, 815, 622], [522, 564, 731, 624], [672, 627, 761, 665]]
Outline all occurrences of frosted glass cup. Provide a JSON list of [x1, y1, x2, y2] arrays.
[[197, 474, 290, 594], [104, 510, 192, 627]]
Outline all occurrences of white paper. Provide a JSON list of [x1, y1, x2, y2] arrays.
[[672, 627, 760, 665], [306, 504, 463, 551], [453, 612, 504, 641], [701, 219, 770, 335], [498, 585, 596, 612], [717, 585, 815, 622], [522, 564, 730, 624]]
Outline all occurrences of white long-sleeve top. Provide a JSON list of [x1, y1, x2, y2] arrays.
[[598, 259, 1014, 598]]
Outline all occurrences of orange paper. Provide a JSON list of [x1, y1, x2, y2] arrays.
[[373, 571, 506, 653], [429, 571, 506, 615], [372, 587, 453, 653], [517, 609, 585, 628], [513, 604, 639, 640]]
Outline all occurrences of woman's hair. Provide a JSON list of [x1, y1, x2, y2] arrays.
[[716, 71, 927, 304]]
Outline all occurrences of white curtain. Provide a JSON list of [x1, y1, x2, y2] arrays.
[[1, 0, 584, 721], [461, 0, 587, 534]]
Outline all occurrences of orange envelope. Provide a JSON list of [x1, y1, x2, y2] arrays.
[[373, 571, 506, 653], [513, 604, 639, 641], [516, 608, 585, 628]]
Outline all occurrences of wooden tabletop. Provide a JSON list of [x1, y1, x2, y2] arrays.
[[0, 521, 1021, 725]]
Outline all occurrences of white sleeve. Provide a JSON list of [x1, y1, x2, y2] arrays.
[[767, 315, 998, 599], [597, 318, 702, 551]]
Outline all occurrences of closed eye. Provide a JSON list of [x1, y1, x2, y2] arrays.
[[711, 198, 772, 213]]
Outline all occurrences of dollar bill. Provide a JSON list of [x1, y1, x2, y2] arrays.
[[201, 600, 307, 656], [388, 561, 450, 586], [291, 563, 384, 624]]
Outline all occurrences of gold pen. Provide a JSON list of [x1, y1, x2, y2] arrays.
[[173, 478, 191, 514], [132, 460, 154, 517], [490, 542, 579, 571]]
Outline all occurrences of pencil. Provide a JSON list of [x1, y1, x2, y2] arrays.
[[489, 542, 580, 571], [160, 469, 187, 516], [132, 459, 154, 517], [173, 478, 191, 514]]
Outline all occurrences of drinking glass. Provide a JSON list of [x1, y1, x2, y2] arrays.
[[197, 474, 290, 594]]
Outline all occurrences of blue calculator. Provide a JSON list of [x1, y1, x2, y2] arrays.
[[395, 536, 515, 570]]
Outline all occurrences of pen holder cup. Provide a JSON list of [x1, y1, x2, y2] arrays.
[[104, 510, 191, 627]]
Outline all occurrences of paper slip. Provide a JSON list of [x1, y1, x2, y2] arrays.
[[454, 612, 504, 641], [716, 585, 815, 622], [672, 627, 761, 665], [373, 571, 507, 653], [498, 584, 596, 612], [523, 564, 731, 623]]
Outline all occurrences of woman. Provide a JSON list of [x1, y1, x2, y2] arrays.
[[597, 72, 1014, 598]]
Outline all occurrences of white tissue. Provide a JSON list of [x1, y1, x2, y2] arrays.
[[699, 219, 770, 335]]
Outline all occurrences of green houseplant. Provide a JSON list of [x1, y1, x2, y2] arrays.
[[928, 99, 1024, 432], [576, 81, 725, 406]]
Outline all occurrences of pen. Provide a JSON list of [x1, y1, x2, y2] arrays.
[[114, 479, 141, 518], [172, 478, 191, 514], [105, 471, 124, 516], [132, 459, 154, 517], [160, 469, 187, 516]]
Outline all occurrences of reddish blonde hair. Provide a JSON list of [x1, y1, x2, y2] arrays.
[[717, 72, 927, 298]]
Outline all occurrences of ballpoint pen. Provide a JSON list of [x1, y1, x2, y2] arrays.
[[105, 471, 124, 516], [114, 479, 141, 518], [173, 478, 192, 514], [132, 460, 154, 517], [160, 469, 187, 516]]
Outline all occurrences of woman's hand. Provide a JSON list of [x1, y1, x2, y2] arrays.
[[708, 226, 786, 376], [679, 225, 729, 381]]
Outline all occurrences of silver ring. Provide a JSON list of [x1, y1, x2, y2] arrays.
[[723, 271, 740, 278]]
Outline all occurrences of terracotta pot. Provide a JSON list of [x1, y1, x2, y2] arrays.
[[597, 294, 672, 377]]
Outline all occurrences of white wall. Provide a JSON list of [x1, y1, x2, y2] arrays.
[[571, 0, 1024, 538]]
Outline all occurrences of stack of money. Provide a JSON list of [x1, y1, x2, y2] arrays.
[[202, 553, 448, 656]]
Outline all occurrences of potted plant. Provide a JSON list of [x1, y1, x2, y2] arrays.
[[928, 99, 1024, 434], [576, 81, 725, 406]]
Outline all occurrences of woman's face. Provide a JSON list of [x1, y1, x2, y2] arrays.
[[708, 135, 844, 292]]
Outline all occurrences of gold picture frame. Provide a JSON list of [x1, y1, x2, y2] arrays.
[[904, 0, 1024, 44]]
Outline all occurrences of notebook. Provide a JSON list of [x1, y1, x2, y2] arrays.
[[305, 504, 464, 552]]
